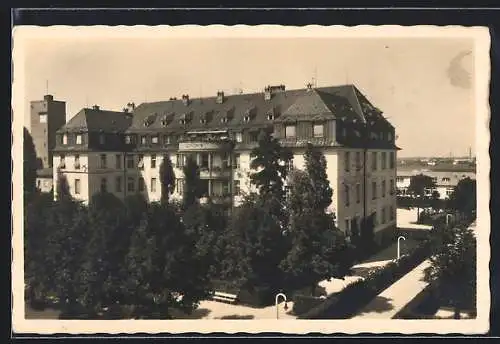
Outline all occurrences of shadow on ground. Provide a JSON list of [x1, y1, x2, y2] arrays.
[[169, 308, 212, 319], [361, 239, 420, 264], [216, 314, 255, 319], [353, 295, 394, 316]]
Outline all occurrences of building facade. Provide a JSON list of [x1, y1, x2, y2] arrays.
[[29, 94, 67, 193], [396, 166, 476, 200], [52, 84, 398, 242]]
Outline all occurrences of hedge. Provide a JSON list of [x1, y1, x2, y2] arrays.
[[298, 239, 431, 319]]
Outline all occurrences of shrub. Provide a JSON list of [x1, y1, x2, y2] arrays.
[[292, 295, 325, 315], [237, 285, 276, 307], [299, 239, 431, 319]]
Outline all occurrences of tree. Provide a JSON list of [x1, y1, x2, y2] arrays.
[[125, 202, 212, 318], [24, 192, 55, 307], [448, 177, 476, 221], [424, 224, 476, 318], [430, 190, 441, 212], [23, 127, 39, 201], [218, 195, 289, 301], [407, 174, 436, 221], [55, 171, 72, 202], [182, 155, 202, 210], [280, 169, 348, 295], [303, 143, 333, 211], [79, 192, 127, 313], [159, 154, 176, 204]]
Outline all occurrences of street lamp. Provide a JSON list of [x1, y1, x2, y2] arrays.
[[275, 293, 288, 319], [397, 235, 406, 260]]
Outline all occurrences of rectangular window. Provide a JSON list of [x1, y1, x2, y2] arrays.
[[390, 152, 395, 169], [116, 154, 122, 169], [100, 154, 107, 169], [39, 114, 47, 123], [382, 180, 386, 197], [151, 178, 157, 193], [235, 153, 241, 169], [390, 179, 395, 195], [285, 125, 297, 138], [356, 183, 361, 203], [138, 154, 144, 170], [285, 158, 294, 171], [63, 134, 68, 145], [373, 211, 378, 226], [74, 179, 81, 194], [127, 177, 135, 192], [372, 181, 377, 200], [371, 152, 377, 171], [234, 180, 241, 195], [344, 151, 350, 172], [201, 153, 209, 169], [100, 177, 107, 193], [313, 123, 324, 138], [138, 177, 145, 192], [381, 152, 387, 169], [125, 135, 132, 144], [76, 134, 82, 145], [381, 207, 386, 224], [152, 135, 159, 144], [249, 131, 259, 142], [176, 179, 185, 195], [141, 136, 147, 145], [176, 154, 185, 168], [59, 155, 66, 168], [151, 154, 157, 169], [127, 155, 134, 169], [355, 152, 361, 170], [115, 176, 122, 192], [222, 153, 230, 169], [99, 134, 105, 145], [345, 219, 350, 233], [223, 181, 231, 196], [345, 185, 350, 206], [390, 206, 394, 220], [235, 132, 243, 143], [74, 155, 80, 169]]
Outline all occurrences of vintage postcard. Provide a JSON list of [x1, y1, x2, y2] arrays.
[[12, 24, 491, 334]]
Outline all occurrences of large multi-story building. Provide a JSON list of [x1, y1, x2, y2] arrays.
[[28, 94, 67, 193], [52, 84, 398, 243]]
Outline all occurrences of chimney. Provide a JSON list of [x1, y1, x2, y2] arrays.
[[182, 94, 190, 106], [44, 95, 54, 101], [216, 91, 225, 104], [306, 83, 313, 91], [264, 86, 272, 101], [92, 105, 100, 110], [126, 102, 136, 113]]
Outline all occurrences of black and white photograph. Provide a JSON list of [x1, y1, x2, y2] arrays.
[[12, 24, 490, 334]]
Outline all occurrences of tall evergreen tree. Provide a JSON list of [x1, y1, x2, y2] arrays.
[[280, 169, 348, 295], [304, 143, 333, 211], [182, 155, 202, 210], [23, 127, 39, 201], [159, 154, 176, 204]]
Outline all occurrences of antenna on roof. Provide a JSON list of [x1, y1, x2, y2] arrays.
[[314, 66, 318, 87], [45, 80, 49, 95]]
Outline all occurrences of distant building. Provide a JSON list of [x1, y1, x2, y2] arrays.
[[52, 84, 399, 244], [396, 165, 476, 200], [29, 94, 66, 193]]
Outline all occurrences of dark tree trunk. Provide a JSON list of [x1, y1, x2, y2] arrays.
[[453, 307, 461, 319]]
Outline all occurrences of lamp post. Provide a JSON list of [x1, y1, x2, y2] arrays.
[[397, 235, 406, 259], [275, 293, 288, 319]]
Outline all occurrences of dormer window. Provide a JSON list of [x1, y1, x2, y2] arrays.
[[387, 132, 392, 141], [152, 135, 159, 144], [221, 117, 228, 124], [267, 114, 274, 121], [63, 134, 68, 145], [180, 112, 192, 126], [243, 107, 256, 123], [143, 113, 157, 127], [125, 135, 132, 144], [243, 115, 251, 123], [160, 112, 174, 127], [140, 136, 147, 145]]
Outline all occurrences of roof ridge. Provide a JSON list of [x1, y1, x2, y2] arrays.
[[349, 85, 366, 123]]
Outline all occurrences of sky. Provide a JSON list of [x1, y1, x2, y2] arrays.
[[21, 35, 475, 158]]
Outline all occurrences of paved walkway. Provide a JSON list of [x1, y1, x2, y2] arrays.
[[351, 259, 431, 319]]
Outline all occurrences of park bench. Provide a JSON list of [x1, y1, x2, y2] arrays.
[[211, 291, 238, 304]]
